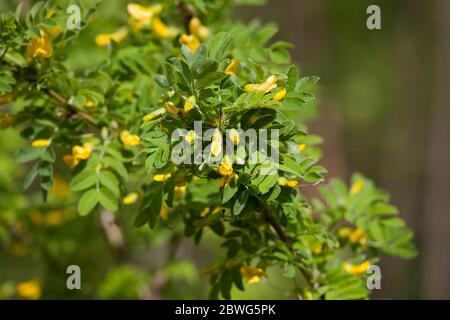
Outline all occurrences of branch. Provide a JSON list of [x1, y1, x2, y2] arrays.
[[42, 88, 98, 128], [175, 0, 195, 34]]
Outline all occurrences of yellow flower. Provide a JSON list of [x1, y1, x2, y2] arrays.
[[184, 95, 196, 112], [26, 34, 53, 59], [127, 3, 162, 30], [210, 130, 222, 157], [342, 260, 371, 276], [218, 155, 234, 177], [337, 227, 352, 238], [123, 192, 139, 205], [84, 99, 95, 108], [72, 143, 92, 160], [312, 245, 323, 255], [152, 17, 177, 39], [31, 139, 51, 147], [165, 101, 179, 115], [185, 130, 196, 144], [143, 108, 166, 121], [16, 280, 41, 300], [95, 27, 128, 47], [63, 155, 79, 168], [41, 24, 62, 39], [278, 177, 298, 188], [174, 185, 186, 196], [189, 17, 209, 40], [298, 143, 306, 151], [200, 207, 210, 217], [350, 180, 364, 195], [180, 34, 200, 53], [153, 173, 172, 182], [225, 58, 239, 75], [244, 75, 278, 93], [0, 95, 12, 105], [348, 228, 368, 246], [240, 266, 266, 285], [120, 130, 141, 147], [228, 129, 240, 145], [160, 205, 170, 221], [273, 88, 287, 101], [303, 290, 314, 300], [49, 175, 70, 198]]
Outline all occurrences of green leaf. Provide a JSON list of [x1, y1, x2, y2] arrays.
[[99, 170, 120, 197], [233, 189, 248, 215], [222, 180, 238, 204], [16, 146, 46, 163], [23, 162, 39, 189], [98, 188, 119, 212], [70, 169, 98, 192], [102, 156, 129, 181], [78, 189, 99, 216]]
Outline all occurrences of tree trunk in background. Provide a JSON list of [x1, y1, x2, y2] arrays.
[[423, 0, 450, 299]]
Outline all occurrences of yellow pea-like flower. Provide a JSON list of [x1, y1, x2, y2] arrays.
[[348, 228, 368, 246], [185, 130, 196, 144], [298, 143, 306, 151], [337, 227, 352, 238], [16, 280, 41, 300], [210, 130, 222, 157], [32, 139, 51, 147], [95, 27, 128, 47], [350, 180, 364, 195], [143, 107, 166, 121], [180, 34, 201, 53], [41, 24, 62, 39], [123, 192, 139, 205], [184, 95, 196, 112], [26, 34, 53, 60], [153, 173, 172, 182], [240, 266, 266, 285], [152, 17, 177, 39], [244, 75, 278, 93], [127, 3, 162, 30], [188, 17, 209, 40], [63, 155, 79, 168], [165, 101, 180, 115], [273, 88, 287, 101], [200, 207, 210, 217], [342, 260, 371, 276], [228, 129, 240, 145], [218, 155, 234, 178], [225, 58, 240, 76], [278, 177, 298, 188], [72, 143, 92, 160], [120, 130, 141, 148]]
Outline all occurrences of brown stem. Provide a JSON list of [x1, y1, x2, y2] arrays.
[[176, 0, 195, 34], [42, 88, 98, 128]]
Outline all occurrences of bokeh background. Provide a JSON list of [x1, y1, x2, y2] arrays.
[[1, 0, 449, 299]]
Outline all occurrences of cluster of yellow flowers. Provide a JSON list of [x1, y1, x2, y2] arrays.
[[63, 143, 93, 168]]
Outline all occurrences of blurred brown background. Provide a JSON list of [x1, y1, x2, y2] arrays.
[[239, 0, 450, 299]]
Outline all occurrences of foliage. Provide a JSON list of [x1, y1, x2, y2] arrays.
[[0, 0, 416, 300]]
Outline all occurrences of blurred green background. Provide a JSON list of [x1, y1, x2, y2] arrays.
[[1, 0, 449, 299]]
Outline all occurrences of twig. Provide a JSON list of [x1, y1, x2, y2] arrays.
[[42, 88, 98, 128], [176, 0, 195, 34]]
